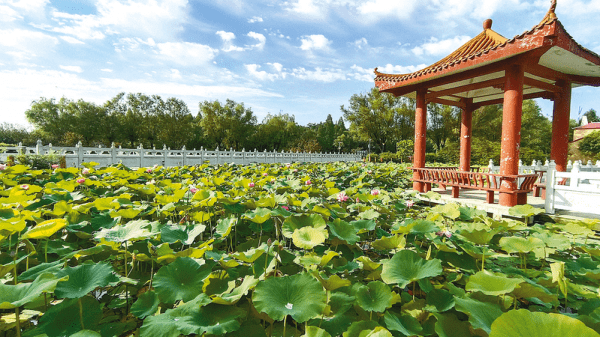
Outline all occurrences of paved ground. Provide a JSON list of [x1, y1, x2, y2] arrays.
[[417, 187, 599, 221]]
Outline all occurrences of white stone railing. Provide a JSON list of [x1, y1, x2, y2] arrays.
[[486, 159, 600, 174], [0, 141, 361, 168], [545, 160, 600, 215]]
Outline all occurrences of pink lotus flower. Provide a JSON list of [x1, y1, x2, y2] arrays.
[[21, 184, 29, 190], [371, 189, 380, 196], [337, 191, 349, 202], [248, 182, 255, 188], [367, 170, 372, 174], [436, 230, 452, 238], [286, 163, 291, 168], [146, 168, 152, 173], [190, 186, 199, 194], [406, 200, 414, 208], [51, 164, 59, 169], [0, 164, 6, 171], [356, 197, 360, 203], [263, 172, 268, 176], [77, 178, 86, 184], [281, 206, 289, 211], [270, 178, 276, 184], [305, 180, 312, 185], [82, 168, 90, 175], [293, 169, 298, 173]]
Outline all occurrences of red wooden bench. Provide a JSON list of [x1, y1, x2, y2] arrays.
[[412, 168, 540, 204]]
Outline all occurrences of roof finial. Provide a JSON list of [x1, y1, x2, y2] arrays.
[[547, 0, 557, 19], [483, 19, 493, 30]]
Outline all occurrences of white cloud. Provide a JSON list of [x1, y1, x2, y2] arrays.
[[59, 65, 83, 73], [351, 37, 368, 49], [411, 36, 471, 56], [290, 67, 346, 82], [357, 0, 419, 21], [101, 68, 113, 72], [299, 34, 331, 51], [245, 64, 281, 81], [349, 64, 375, 81], [247, 32, 266, 50], [377, 63, 428, 74], [170, 69, 182, 79], [156, 42, 218, 65], [286, 0, 322, 16], [60, 36, 84, 44], [0, 28, 58, 60], [113, 37, 156, 52], [248, 16, 263, 23], [268, 62, 283, 72], [0, 5, 21, 21], [216, 31, 245, 52]]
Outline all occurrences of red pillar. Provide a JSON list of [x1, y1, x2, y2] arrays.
[[499, 64, 524, 207], [550, 80, 572, 172], [459, 100, 474, 172], [413, 88, 427, 192]]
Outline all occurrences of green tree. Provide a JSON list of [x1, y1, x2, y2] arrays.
[[158, 98, 194, 149], [581, 108, 600, 124], [0, 123, 30, 145], [317, 114, 336, 152], [341, 87, 414, 153], [25, 97, 72, 144], [254, 113, 302, 151], [428, 104, 460, 151], [520, 100, 552, 156], [579, 131, 600, 157], [198, 99, 257, 150]]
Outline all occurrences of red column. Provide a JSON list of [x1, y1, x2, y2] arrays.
[[499, 64, 524, 207], [550, 80, 572, 172], [459, 100, 474, 172], [413, 88, 427, 192]]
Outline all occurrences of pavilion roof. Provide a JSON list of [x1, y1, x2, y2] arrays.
[[374, 1, 600, 109]]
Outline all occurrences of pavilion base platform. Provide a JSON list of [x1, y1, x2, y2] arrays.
[[416, 187, 599, 222]]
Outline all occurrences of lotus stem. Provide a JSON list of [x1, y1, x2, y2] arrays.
[[45, 240, 48, 263], [482, 253, 485, 271], [78, 298, 85, 330], [149, 259, 154, 289], [283, 315, 287, 337], [13, 234, 21, 337], [412, 281, 416, 300]]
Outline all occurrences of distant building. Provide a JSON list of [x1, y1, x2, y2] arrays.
[[569, 116, 600, 159]]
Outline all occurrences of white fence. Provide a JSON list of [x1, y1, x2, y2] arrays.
[[1, 141, 361, 168], [545, 160, 600, 215], [487, 159, 600, 174]]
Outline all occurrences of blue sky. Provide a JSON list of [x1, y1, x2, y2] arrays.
[[1, 0, 600, 128]]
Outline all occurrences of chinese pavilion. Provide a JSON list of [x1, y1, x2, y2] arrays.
[[374, 0, 600, 207]]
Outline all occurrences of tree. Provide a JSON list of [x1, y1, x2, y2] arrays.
[[0, 123, 30, 145], [581, 108, 600, 124], [158, 98, 194, 149], [254, 113, 302, 151], [198, 99, 257, 150], [579, 131, 600, 157], [317, 114, 336, 152], [341, 87, 414, 153], [25, 97, 72, 144], [428, 104, 460, 151]]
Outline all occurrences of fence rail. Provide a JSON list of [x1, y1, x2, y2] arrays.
[[1, 141, 361, 168], [545, 160, 600, 215]]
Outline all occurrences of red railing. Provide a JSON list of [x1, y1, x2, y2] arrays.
[[412, 167, 539, 192]]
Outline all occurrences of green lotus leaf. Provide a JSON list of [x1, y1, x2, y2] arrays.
[[160, 224, 188, 243], [0, 218, 26, 235], [212, 276, 259, 305], [489, 309, 600, 337], [499, 236, 544, 254], [508, 204, 544, 217], [458, 227, 499, 245], [425, 289, 455, 312], [18, 260, 63, 281], [353, 281, 394, 313], [153, 257, 216, 304], [234, 248, 265, 263], [21, 218, 68, 240], [215, 216, 237, 238], [109, 207, 141, 219], [530, 231, 571, 250], [465, 271, 523, 296], [252, 273, 326, 322], [95, 219, 155, 243], [358, 327, 392, 337], [192, 211, 212, 222], [384, 311, 423, 336], [431, 203, 461, 219], [371, 234, 406, 251], [282, 214, 326, 238], [563, 222, 594, 236], [131, 291, 160, 319], [176, 303, 247, 335], [139, 309, 188, 337], [458, 207, 487, 221], [292, 226, 328, 249], [329, 292, 355, 315], [357, 209, 380, 220], [434, 312, 472, 337], [316, 274, 352, 291], [0, 273, 66, 309], [454, 296, 503, 334], [54, 263, 119, 299], [343, 320, 380, 337], [392, 219, 439, 235], [512, 282, 558, 303], [38, 296, 103, 337], [381, 250, 443, 288], [328, 219, 360, 245], [71, 330, 102, 337], [303, 326, 332, 337], [244, 207, 272, 224], [351, 219, 377, 233]]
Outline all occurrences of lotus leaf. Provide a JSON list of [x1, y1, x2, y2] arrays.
[[383, 310, 423, 336], [508, 204, 544, 217], [343, 320, 380, 337], [353, 281, 394, 313], [0, 273, 66, 309], [244, 207, 272, 224], [282, 214, 326, 238], [433, 312, 472, 337], [252, 273, 326, 322], [358, 327, 392, 337], [371, 234, 406, 251], [465, 271, 523, 296], [215, 216, 237, 238], [381, 250, 443, 288], [489, 309, 600, 337], [431, 203, 461, 219], [38, 297, 103, 337], [303, 326, 332, 337], [425, 289, 455, 312], [54, 263, 119, 299], [95, 219, 155, 243], [454, 296, 503, 334], [153, 257, 216, 304], [499, 236, 544, 254], [131, 291, 160, 319], [292, 226, 328, 249], [328, 219, 360, 245], [21, 218, 67, 240]]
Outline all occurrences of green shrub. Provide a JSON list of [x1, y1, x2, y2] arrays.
[[16, 153, 61, 169]]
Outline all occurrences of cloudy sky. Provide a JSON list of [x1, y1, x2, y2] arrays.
[[1, 0, 600, 128]]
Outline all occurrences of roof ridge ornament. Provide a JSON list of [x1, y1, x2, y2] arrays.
[[546, 0, 557, 20]]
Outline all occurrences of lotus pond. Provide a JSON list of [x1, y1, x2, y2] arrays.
[[1, 162, 600, 337]]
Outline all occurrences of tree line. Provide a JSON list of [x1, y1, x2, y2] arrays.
[[2, 89, 596, 163]]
